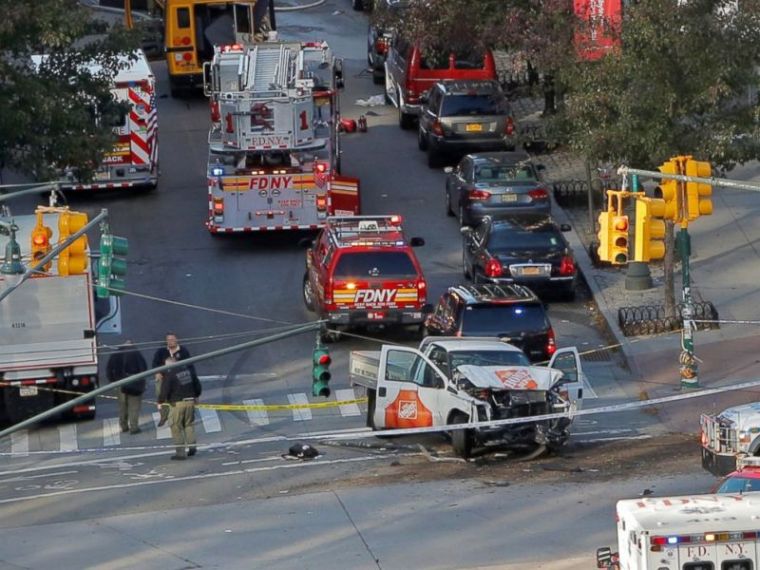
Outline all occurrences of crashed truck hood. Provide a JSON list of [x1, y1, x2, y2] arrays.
[[455, 365, 564, 391], [719, 401, 760, 431]]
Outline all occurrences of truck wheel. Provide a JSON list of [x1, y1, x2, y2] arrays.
[[449, 413, 473, 459], [302, 273, 315, 312], [372, 68, 384, 85]]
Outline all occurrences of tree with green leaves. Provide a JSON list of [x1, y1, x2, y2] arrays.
[[0, 0, 139, 183]]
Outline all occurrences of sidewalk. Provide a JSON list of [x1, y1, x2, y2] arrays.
[[512, 96, 760, 425]]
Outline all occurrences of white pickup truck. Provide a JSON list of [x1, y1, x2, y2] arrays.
[[349, 337, 584, 458]]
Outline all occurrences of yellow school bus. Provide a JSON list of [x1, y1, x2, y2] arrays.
[[157, 0, 275, 96]]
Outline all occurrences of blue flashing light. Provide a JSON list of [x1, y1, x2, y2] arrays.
[[667, 537, 678, 545], [514, 308, 524, 315]]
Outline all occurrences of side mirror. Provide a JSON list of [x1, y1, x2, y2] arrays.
[[560, 224, 571, 232], [410, 237, 425, 247], [298, 237, 315, 249], [443, 166, 453, 174], [460, 226, 472, 235]]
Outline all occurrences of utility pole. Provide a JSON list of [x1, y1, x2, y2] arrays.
[[618, 163, 760, 389]]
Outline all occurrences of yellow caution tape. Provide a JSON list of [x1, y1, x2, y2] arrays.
[[196, 398, 368, 412]]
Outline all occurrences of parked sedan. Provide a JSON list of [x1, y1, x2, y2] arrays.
[[461, 215, 576, 300], [445, 152, 550, 226]]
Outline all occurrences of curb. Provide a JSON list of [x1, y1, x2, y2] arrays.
[[549, 192, 642, 379]]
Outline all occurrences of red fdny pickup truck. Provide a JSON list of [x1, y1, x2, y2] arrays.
[[302, 215, 430, 340]]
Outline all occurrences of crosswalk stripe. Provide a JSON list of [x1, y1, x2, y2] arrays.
[[58, 425, 78, 452], [11, 431, 29, 457], [152, 412, 172, 439], [244, 399, 269, 426], [334, 389, 361, 417], [288, 393, 312, 421], [102, 419, 121, 447], [199, 409, 222, 433]]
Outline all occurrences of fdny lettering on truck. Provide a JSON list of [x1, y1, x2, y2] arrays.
[[249, 176, 293, 191], [354, 289, 397, 304], [248, 135, 291, 149]]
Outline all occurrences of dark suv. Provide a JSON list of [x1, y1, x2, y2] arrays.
[[418, 80, 516, 168], [423, 284, 556, 362]]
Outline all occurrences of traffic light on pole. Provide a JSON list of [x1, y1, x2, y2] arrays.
[[634, 198, 666, 262], [97, 233, 129, 299], [596, 210, 613, 262], [312, 345, 331, 398], [684, 159, 713, 221], [657, 159, 681, 222], [610, 215, 629, 265], [57, 211, 89, 276], [30, 213, 53, 272]]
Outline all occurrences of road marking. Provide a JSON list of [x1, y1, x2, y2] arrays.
[[10, 431, 29, 457], [0, 454, 421, 505], [244, 398, 269, 426], [0, 470, 79, 485], [199, 409, 222, 433], [573, 429, 636, 436], [102, 419, 121, 447], [577, 434, 652, 443], [222, 456, 282, 467], [199, 373, 277, 383], [335, 389, 361, 417], [152, 413, 171, 439], [58, 425, 78, 453], [288, 393, 312, 421]]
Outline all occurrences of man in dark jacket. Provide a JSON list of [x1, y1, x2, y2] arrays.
[[107, 340, 148, 434], [152, 333, 195, 426], [158, 356, 202, 460]]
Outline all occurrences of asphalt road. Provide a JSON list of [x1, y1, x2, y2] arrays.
[[0, 0, 668, 543]]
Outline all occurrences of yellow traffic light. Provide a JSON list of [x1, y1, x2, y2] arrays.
[[57, 211, 89, 276], [684, 159, 713, 221], [597, 210, 613, 262], [30, 213, 53, 272], [634, 198, 666, 262], [610, 215, 629, 265], [657, 159, 681, 221]]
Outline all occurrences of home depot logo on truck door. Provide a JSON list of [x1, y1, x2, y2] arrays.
[[385, 389, 433, 428]]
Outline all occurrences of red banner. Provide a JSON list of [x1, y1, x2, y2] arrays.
[[573, 0, 622, 61]]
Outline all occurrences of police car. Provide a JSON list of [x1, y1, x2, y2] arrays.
[[302, 215, 429, 340]]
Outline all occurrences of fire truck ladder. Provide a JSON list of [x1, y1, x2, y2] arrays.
[[246, 44, 291, 95]]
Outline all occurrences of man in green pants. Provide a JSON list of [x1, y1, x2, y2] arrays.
[[158, 356, 202, 460]]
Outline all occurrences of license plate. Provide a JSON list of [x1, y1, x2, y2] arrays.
[[368, 311, 386, 320], [501, 194, 518, 203], [521, 267, 541, 276], [19, 386, 38, 397], [94, 171, 110, 181], [465, 123, 483, 132]]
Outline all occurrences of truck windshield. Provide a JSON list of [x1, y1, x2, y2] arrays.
[[449, 350, 530, 369], [461, 304, 547, 335], [334, 252, 418, 278], [717, 476, 760, 494]]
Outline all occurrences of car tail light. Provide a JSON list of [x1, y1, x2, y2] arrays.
[[404, 79, 417, 102], [80, 376, 91, 387], [559, 255, 575, 276], [209, 100, 220, 123], [468, 189, 492, 201], [417, 279, 427, 301], [485, 258, 502, 278], [374, 38, 389, 55], [546, 327, 557, 357], [213, 197, 224, 216], [389, 214, 403, 225], [505, 116, 515, 136], [432, 120, 444, 136], [528, 187, 549, 200], [316, 194, 327, 211]]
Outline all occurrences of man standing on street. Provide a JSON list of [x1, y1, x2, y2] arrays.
[[152, 333, 195, 426], [158, 356, 202, 460], [106, 340, 148, 434]]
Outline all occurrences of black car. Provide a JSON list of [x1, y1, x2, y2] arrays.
[[367, 0, 407, 84], [461, 216, 576, 300], [445, 152, 550, 226], [418, 80, 516, 168], [423, 284, 556, 362]]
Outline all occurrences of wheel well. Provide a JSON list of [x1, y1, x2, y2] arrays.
[[447, 409, 469, 425], [749, 436, 760, 456]]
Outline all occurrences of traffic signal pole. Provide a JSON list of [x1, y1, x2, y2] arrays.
[[0, 208, 108, 304], [618, 165, 760, 389]]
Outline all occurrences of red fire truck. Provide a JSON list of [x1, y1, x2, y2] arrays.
[[203, 41, 360, 233]]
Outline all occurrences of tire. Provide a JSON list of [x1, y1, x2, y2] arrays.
[[372, 68, 384, 85], [445, 189, 454, 216], [449, 412, 473, 459], [398, 91, 415, 130], [427, 148, 440, 168], [352, 0, 364, 10], [462, 250, 472, 279], [458, 203, 468, 226], [302, 273, 315, 312], [418, 128, 428, 151]]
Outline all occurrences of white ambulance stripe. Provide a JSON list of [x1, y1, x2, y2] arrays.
[[152, 412, 172, 439], [58, 425, 78, 452], [335, 389, 361, 417], [11, 431, 29, 457], [244, 399, 269, 426], [288, 393, 312, 422], [199, 409, 222, 433], [102, 419, 121, 447]]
